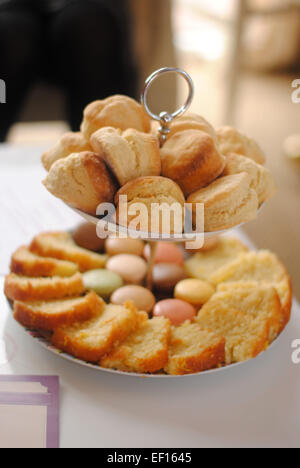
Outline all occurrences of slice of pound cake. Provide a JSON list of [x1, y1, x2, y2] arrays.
[[184, 237, 248, 282], [196, 306, 269, 365], [210, 250, 292, 329], [10, 246, 78, 278], [30, 232, 108, 272], [51, 301, 138, 362], [13, 291, 103, 331], [101, 315, 171, 374], [4, 273, 84, 302], [165, 322, 225, 375], [201, 284, 282, 342]]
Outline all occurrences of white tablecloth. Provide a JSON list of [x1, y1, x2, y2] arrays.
[[1, 145, 300, 448]]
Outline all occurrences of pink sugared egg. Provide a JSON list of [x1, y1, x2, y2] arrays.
[[144, 243, 184, 266], [153, 299, 196, 326]]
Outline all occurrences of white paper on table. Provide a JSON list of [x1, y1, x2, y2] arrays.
[[0, 376, 59, 449], [0, 404, 47, 449]]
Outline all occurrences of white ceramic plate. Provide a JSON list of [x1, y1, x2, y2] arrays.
[[18, 319, 284, 379]]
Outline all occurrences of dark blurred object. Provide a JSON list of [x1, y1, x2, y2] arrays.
[[130, 0, 177, 115], [0, 0, 138, 141]]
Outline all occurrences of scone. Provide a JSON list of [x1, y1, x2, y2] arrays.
[[101, 315, 171, 373], [13, 291, 102, 331], [210, 250, 293, 329], [81, 95, 151, 139], [167, 113, 217, 140], [90, 127, 161, 186], [115, 176, 186, 235], [199, 285, 282, 343], [160, 130, 226, 196], [187, 173, 259, 232], [165, 322, 225, 375], [184, 237, 248, 281], [51, 301, 138, 363], [10, 246, 78, 278], [43, 151, 118, 215], [41, 132, 91, 171], [196, 306, 269, 365], [223, 153, 276, 205], [4, 273, 84, 302], [217, 126, 266, 165], [30, 232, 108, 272]]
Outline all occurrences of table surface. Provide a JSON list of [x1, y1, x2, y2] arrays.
[[1, 145, 300, 448]]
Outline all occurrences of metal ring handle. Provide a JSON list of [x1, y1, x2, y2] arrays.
[[141, 67, 195, 122]]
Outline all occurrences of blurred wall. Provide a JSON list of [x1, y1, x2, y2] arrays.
[[130, 0, 178, 113]]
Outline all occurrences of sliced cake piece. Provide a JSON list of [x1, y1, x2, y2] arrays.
[[210, 250, 292, 329], [10, 246, 78, 277], [184, 237, 248, 282], [101, 315, 171, 373], [165, 322, 225, 375], [13, 291, 103, 331], [51, 301, 138, 362], [4, 273, 84, 302], [202, 284, 282, 342], [196, 306, 269, 365], [30, 232, 108, 272]]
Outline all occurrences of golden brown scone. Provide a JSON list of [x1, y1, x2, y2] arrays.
[[43, 151, 118, 215], [41, 132, 91, 171], [223, 153, 276, 205], [161, 130, 226, 196], [30, 232, 108, 273], [187, 173, 259, 232], [4, 273, 84, 302], [184, 237, 249, 281], [10, 246, 78, 278], [101, 315, 171, 373], [196, 306, 269, 365], [90, 127, 161, 185], [115, 176, 186, 235], [210, 250, 293, 329], [81, 95, 151, 139], [51, 301, 138, 363], [167, 113, 217, 141], [13, 291, 103, 331], [217, 126, 266, 165], [165, 322, 225, 375], [199, 284, 282, 343]]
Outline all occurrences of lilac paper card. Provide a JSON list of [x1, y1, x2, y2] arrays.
[[0, 376, 59, 448]]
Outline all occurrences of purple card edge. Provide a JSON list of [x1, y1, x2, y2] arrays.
[[0, 376, 59, 448]]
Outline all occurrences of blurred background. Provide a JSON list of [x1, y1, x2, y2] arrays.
[[1, 0, 300, 297]]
